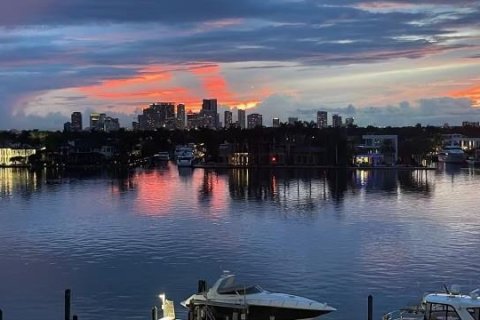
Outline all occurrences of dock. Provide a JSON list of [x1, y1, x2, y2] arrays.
[[0, 290, 376, 320]]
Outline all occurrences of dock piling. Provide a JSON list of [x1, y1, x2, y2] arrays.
[[152, 306, 158, 320], [368, 295, 373, 320], [65, 289, 71, 320], [0, 308, 3, 320], [73, 315, 78, 320]]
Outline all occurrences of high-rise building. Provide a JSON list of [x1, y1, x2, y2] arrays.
[[345, 117, 354, 127], [462, 121, 480, 127], [332, 114, 342, 128], [132, 121, 139, 131], [63, 121, 71, 132], [288, 117, 298, 125], [90, 113, 101, 130], [202, 99, 217, 112], [187, 111, 205, 129], [224, 110, 233, 128], [90, 112, 119, 131], [238, 109, 246, 129], [99, 113, 106, 127], [317, 111, 327, 129], [138, 102, 176, 130], [177, 104, 186, 129], [71, 112, 82, 131], [247, 113, 263, 129], [201, 99, 218, 129], [273, 118, 280, 128], [104, 117, 120, 132]]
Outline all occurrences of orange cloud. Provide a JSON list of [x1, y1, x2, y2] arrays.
[[76, 63, 270, 113], [79, 66, 173, 99], [190, 64, 235, 103], [190, 64, 269, 110], [451, 85, 480, 107]]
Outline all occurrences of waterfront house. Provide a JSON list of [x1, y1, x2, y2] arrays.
[[354, 135, 398, 166], [0, 146, 36, 166]]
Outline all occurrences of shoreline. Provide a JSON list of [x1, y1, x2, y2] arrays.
[[193, 163, 437, 170], [0, 163, 440, 170]]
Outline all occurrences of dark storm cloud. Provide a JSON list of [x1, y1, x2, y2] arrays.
[[1, 0, 476, 67], [0, 0, 342, 26]]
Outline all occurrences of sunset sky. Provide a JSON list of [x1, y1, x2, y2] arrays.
[[1, 0, 479, 129]]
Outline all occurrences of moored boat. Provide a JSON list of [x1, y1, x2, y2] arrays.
[[437, 145, 465, 163], [181, 272, 335, 320], [384, 286, 480, 320], [175, 145, 196, 167]]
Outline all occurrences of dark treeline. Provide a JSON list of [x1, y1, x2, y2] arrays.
[[2, 124, 480, 167]]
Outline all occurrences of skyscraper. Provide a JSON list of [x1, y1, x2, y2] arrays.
[[238, 109, 246, 129], [345, 117, 354, 127], [138, 102, 176, 130], [224, 110, 233, 128], [247, 113, 263, 128], [288, 117, 298, 125], [90, 112, 101, 130], [104, 117, 120, 132], [89, 112, 119, 131], [71, 112, 82, 131], [177, 104, 186, 129], [201, 99, 218, 129], [332, 114, 342, 128], [272, 117, 280, 128], [317, 111, 327, 128]]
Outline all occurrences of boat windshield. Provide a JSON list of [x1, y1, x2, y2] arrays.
[[425, 303, 460, 320], [218, 285, 264, 295]]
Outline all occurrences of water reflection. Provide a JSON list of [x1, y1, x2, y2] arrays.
[[222, 168, 432, 211], [436, 162, 463, 181], [1, 165, 479, 320], [0, 167, 436, 207], [353, 169, 432, 196], [0, 168, 42, 199]]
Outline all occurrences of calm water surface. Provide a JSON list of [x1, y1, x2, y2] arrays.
[[1, 164, 479, 320]]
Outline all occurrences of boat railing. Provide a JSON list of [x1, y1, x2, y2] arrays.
[[383, 306, 425, 320]]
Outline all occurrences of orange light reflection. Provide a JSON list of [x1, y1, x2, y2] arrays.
[[111, 167, 229, 219]]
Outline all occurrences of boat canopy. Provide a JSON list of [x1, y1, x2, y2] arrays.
[[217, 285, 264, 295], [215, 274, 264, 295]]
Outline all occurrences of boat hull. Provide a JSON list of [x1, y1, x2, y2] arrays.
[[437, 153, 465, 163], [190, 304, 332, 320], [177, 159, 194, 167], [237, 305, 331, 320]]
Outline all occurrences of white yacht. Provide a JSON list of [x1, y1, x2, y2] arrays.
[[175, 145, 195, 167], [384, 287, 480, 320], [438, 145, 466, 163], [181, 272, 335, 320]]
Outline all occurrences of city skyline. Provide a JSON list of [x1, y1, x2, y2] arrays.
[[1, 1, 480, 129]]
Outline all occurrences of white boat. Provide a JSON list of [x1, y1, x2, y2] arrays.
[[176, 148, 194, 167], [384, 286, 480, 320], [181, 272, 335, 320], [437, 145, 465, 163]]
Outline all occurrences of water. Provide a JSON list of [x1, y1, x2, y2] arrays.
[[1, 164, 480, 320]]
